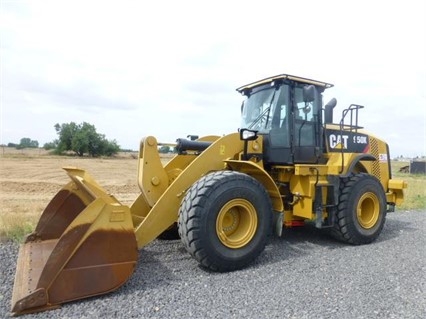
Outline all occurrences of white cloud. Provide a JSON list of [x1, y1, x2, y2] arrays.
[[1, 0, 425, 156]]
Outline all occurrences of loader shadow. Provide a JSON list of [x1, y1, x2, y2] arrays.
[[250, 216, 418, 270], [119, 240, 192, 293], [376, 214, 418, 242], [252, 225, 344, 268]]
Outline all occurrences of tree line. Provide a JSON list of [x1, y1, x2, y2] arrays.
[[8, 122, 120, 157], [7, 137, 39, 149]]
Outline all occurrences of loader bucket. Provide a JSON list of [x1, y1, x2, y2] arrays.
[[11, 167, 138, 315]]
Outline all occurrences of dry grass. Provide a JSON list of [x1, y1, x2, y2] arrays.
[[0, 147, 141, 241], [391, 161, 426, 211]]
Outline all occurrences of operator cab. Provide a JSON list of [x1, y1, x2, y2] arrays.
[[238, 74, 333, 165]]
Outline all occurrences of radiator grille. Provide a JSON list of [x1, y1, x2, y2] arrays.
[[369, 137, 381, 179]]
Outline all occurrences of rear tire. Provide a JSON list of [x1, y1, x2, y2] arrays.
[[178, 171, 273, 272], [331, 173, 387, 245]]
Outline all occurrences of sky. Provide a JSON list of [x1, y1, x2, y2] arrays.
[[1, 0, 425, 157]]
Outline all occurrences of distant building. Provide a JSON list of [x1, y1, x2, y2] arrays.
[[410, 161, 426, 174]]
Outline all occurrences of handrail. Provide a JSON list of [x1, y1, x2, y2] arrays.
[[338, 104, 364, 173]]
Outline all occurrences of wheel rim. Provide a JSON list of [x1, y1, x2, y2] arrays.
[[216, 199, 258, 249], [356, 192, 380, 229]]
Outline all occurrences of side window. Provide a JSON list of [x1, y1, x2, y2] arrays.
[[269, 85, 290, 148], [294, 87, 314, 121], [270, 86, 288, 128], [293, 86, 316, 147]]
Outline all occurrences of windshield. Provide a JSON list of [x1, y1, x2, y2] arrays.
[[240, 86, 281, 132]]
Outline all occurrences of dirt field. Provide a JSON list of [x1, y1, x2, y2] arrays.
[[0, 147, 155, 240]]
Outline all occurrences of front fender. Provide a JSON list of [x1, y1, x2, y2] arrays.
[[225, 160, 283, 212]]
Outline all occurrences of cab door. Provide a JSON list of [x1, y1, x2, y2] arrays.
[[292, 85, 322, 163], [263, 85, 293, 164]]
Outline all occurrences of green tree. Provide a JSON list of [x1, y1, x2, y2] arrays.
[[54, 122, 120, 157], [159, 145, 171, 153], [55, 122, 79, 153], [43, 140, 58, 150], [18, 137, 39, 149], [99, 138, 120, 156]]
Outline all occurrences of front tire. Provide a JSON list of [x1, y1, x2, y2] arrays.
[[332, 173, 387, 245], [178, 171, 273, 272]]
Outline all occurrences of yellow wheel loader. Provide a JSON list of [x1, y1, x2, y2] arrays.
[[11, 74, 407, 315]]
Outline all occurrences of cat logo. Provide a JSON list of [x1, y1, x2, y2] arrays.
[[329, 134, 349, 149]]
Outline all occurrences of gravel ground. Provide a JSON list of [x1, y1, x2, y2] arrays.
[[1, 210, 425, 319]]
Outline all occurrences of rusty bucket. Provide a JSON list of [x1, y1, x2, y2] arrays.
[[11, 168, 138, 315]]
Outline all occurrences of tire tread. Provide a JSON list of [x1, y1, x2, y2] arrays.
[[331, 173, 386, 245], [178, 170, 272, 271]]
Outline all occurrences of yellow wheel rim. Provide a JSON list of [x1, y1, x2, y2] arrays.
[[357, 192, 380, 229], [216, 199, 258, 249]]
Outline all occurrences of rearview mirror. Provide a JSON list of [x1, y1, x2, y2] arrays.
[[303, 85, 316, 103]]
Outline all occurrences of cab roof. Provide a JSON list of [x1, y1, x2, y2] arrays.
[[236, 74, 334, 93]]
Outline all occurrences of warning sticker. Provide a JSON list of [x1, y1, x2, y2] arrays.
[[379, 154, 388, 163]]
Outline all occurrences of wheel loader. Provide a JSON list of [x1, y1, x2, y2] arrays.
[[11, 74, 407, 315]]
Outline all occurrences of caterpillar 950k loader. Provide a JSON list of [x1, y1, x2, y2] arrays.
[[11, 74, 407, 315]]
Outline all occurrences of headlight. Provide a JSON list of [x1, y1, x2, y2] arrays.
[[239, 129, 258, 141]]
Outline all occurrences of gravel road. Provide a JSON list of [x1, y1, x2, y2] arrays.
[[1, 210, 425, 319]]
